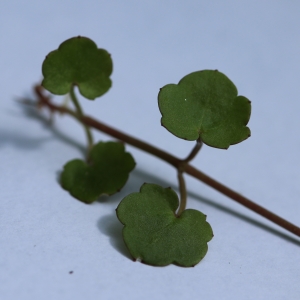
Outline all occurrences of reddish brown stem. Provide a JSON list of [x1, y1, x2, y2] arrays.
[[30, 85, 300, 237], [185, 165, 300, 237]]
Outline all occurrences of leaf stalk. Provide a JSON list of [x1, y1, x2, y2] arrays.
[[69, 86, 94, 154], [177, 138, 203, 216], [183, 138, 203, 163], [176, 171, 187, 216]]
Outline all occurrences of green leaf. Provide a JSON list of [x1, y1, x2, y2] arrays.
[[116, 183, 213, 267], [42, 36, 113, 100], [61, 141, 135, 204], [158, 70, 251, 149]]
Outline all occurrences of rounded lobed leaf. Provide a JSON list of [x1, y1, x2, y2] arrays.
[[42, 36, 113, 100], [116, 183, 213, 267], [158, 70, 251, 149], [61, 141, 135, 204]]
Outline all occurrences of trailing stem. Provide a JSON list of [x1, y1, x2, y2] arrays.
[[26, 85, 300, 238]]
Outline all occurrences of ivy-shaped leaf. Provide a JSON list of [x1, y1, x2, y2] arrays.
[[116, 183, 213, 267], [61, 141, 135, 204], [158, 70, 251, 149], [42, 36, 113, 100]]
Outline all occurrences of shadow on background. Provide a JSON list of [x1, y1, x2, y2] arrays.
[[2, 100, 85, 155], [97, 213, 132, 260]]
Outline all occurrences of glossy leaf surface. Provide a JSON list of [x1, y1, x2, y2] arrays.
[[42, 36, 112, 100], [117, 183, 213, 267], [61, 141, 135, 204], [158, 70, 251, 149]]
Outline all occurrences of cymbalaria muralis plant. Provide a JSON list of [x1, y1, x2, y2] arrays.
[[23, 36, 300, 267]]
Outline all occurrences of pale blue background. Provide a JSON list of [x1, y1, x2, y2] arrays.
[[0, 1, 299, 299]]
